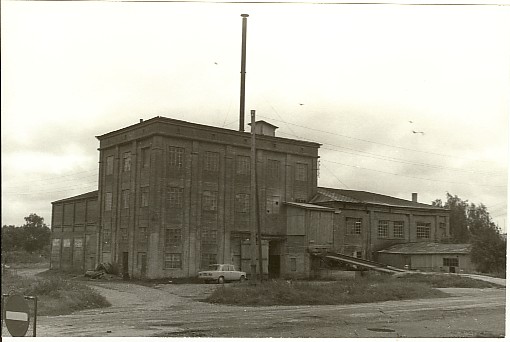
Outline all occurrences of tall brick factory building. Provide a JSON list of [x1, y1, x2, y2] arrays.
[[50, 117, 451, 279]]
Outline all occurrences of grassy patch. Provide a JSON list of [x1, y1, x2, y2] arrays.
[[2, 250, 49, 267], [397, 273, 504, 288], [205, 277, 448, 306], [1, 269, 110, 316]]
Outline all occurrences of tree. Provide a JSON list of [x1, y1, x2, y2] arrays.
[[22, 213, 51, 252], [432, 194, 506, 274]]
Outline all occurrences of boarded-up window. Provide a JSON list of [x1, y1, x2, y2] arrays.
[[120, 228, 128, 242], [121, 190, 130, 209], [106, 155, 114, 175], [268, 160, 280, 180], [123, 152, 131, 172], [138, 227, 148, 243], [140, 187, 149, 207], [74, 238, 83, 248], [63, 239, 71, 248], [164, 253, 182, 269], [202, 191, 218, 211], [295, 163, 307, 181], [141, 147, 151, 168], [290, 257, 297, 272], [165, 228, 181, 246], [52, 238, 61, 249], [235, 193, 249, 213], [236, 155, 250, 175], [266, 195, 280, 215], [105, 192, 113, 211], [103, 230, 111, 251], [346, 218, 362, 235]]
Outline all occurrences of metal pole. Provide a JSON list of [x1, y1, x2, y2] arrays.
[[33, 296, 37, 337], [239, 14, 249, 132], [250, 110, 257, 281]]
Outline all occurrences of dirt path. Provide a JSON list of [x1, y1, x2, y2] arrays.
[[33, 280, 505, 338]]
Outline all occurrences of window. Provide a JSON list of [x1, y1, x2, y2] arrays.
[[417, 222, 431, 239], [168, 187, 184, 208], [120, 228, 128, 242], [105, 192, 113, 211], [201, 253, 217, 269], [378, 221, 389, 238], [295, 163, 308, 181], [268, 160, 280, 180], [169, 146, 184, 169], [439, 222, 447, 237], [106, 155, 114, 175], [201, 229, 218, 244], [204, 151, 219, 172], [121, 190, 130, 209], [123, 152, 131, 172], [290, 257, 297, 272], [164, 253, 182, 269], [236, 155, 250, 175], [138, 227, 148, 243], [346, 218, 362, 235], [165, 228, 181, 246], [443, 258, 459, 267], [74, 238, 83, 248], [141, 147, 150, 168], [393, 221, 404, 238], [235, 193, 250, 213], [102, 230, 111, 245], [356, 251, 362, 259], [202, 191, 218, 211], [266, 195, 280, 215], [52, 238, 61, 248], [141, 187, 149, 207]]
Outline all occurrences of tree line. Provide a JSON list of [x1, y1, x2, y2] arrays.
[[2, 213, 51, 254], [432, 193, 506, 275]]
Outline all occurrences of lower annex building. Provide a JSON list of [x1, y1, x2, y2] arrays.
[[50, 117, 452, 279]]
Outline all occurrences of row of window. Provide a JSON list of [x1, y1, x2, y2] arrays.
[[105, 147, 309, 181], [104, 188, 280, 214], [346, 217, 434, 239], [112, 227, 217, 246]]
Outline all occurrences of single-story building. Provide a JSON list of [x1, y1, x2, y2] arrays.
[[376, 242, 473, 273]]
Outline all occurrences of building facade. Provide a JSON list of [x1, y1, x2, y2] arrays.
[[50, 117, 452, 279]]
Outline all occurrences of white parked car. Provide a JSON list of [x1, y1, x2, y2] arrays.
[[198, 264, 246, 284]]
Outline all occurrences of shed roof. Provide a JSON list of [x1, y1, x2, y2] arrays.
[[377, 242, 471, 255], [52, 190, 98, 204], [311, 187, 446, 211]]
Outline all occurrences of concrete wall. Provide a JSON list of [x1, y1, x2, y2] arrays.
[[377, 253, 475, 273]]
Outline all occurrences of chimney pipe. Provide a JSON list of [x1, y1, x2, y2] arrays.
[[239, 14, 249, 132], [412, 193, 418, 203]]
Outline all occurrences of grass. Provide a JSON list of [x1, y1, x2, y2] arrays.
[[397, 273, 504, 288], [1, 268, 111, 316], [205, 272, 503, 306], [2, 250, 49, 267]]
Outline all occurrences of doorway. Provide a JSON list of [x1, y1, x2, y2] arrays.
[[268, 241, 280, 279], [122, 252, 129, 279]]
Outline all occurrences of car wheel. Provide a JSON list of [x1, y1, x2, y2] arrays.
[[239, 275, 246, 282], [218, 276, 225, 284]]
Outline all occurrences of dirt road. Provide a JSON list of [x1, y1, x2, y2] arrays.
[[34, 280, 505, 338]]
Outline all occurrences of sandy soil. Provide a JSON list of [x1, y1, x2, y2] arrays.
[[2, 268, 506, 338]]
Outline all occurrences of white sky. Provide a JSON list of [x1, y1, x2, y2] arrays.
[[2, 1, 509, 231]]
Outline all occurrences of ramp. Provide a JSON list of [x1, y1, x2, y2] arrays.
[[313, 251, 406, 274]]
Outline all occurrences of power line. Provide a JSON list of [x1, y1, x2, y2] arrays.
[[321, 159, 507, 188]]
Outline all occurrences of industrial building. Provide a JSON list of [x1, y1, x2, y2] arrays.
[[50, 116, 454, 279]]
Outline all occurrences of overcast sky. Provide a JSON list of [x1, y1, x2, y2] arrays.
[[2, 1, 509, 231]]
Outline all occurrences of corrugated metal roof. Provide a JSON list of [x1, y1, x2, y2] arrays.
[[285, 202, 335, 211], [310, 187, 446, 210], [52, 190, 98, 204], [377, 242, 471, 255]]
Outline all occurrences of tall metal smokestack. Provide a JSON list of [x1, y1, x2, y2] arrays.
[[239, 14, 249, 132]]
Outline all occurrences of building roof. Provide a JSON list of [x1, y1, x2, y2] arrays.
[[285, 202, 335, 212], [377, 242, 471, 255], [52, 190, 98, 204], [96, 116, 319, 147], [310, 187, 447, 211]]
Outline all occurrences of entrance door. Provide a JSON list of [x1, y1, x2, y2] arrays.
[[268, 241, 280, 279], [122, 252, 129, 279]]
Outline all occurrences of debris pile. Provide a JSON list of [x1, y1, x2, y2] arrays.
[[84, 262, 118, 279]]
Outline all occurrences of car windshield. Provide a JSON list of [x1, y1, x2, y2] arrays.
[[208, 264, 221, 271]]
